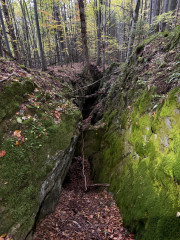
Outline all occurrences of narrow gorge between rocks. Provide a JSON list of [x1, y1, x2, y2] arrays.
[[1, 26, 180, 240], [32, 65, 135, 240]]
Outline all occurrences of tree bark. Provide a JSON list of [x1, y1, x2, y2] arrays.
[[175, 0, 180, 26], [168, 0, 177, 11], [53, 0, 65, 65], [33, 0, 47, 71], [126, 0, 141, 61], [23, 0, 40, 67], [102, 0, 107, 72], [78, 0, 90, 71], [1, 0, 20, 60], [0, 31, 3, 57], [20, 0, 32, 67], [0, 6, 11, 55], [96, 0, 102, 65]]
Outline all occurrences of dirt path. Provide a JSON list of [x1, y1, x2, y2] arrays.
[[33, 158, 134, 240]]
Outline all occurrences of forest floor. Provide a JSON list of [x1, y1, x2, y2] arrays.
[[33, 156, 134, 240]]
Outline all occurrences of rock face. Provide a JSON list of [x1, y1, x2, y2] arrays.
[[0, 70, 81, 239], [84, 27, 180, 240]]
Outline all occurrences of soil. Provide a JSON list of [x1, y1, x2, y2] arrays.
[[33, 157, 134, 240]]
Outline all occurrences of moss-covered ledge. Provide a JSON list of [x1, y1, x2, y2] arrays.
[[0, 77, 82, 240]]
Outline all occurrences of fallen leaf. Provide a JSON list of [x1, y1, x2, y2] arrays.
[[14, 130, 21, 138], [16, 141, 20, 146], [17, 117, 22, 123], [0, 150, 6, 157], [0, 234, 6, 238]]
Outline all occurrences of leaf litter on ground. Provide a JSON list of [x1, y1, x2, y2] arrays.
[[33, 157, 134, 240]]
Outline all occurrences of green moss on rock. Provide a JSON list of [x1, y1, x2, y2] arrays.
[[90, 85, 180, 240], [0, 76, 81, 237]]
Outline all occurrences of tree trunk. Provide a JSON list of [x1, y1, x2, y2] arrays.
[[78, 0, 90, 71], [0, 6, 11, 55], [23, 0, 40, 67], [0, 31, 3, 57], [8, 0, 25, 63], [175, 0, 180, 26], [168, 0, 177, 11], [20, 0, 32, 67], [102, 0, 107, 72], [1, 0, 20, 60], [96, 0, 102, 65], [33, 0, 47, 71], [126, 0, 141, 61], [53, 0, 65, 65]]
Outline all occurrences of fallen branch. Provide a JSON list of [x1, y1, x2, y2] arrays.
[[74, 91, 106, 98], [0, 73, 15, 83], [87, 183, 110, 188], [65, 220, 82, 228], [73, 68, 121, 93], [82, 132, 87, 191], [73, 75, 109, 92]]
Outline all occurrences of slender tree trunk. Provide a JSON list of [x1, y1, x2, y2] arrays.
[[1, 0, 20, 60], [33, 0, 47, 71], [168, 0, 177, 11], [102, 0, 107, 72], [20, 0, 32, 67], [23, 0, 40, 67], [0, 6, 11, 55], [8, 0, 25, 63], [96, 0, 102, 65], [149, 0, 161, 31], [53, 0, 65, 65], [119, 21, 125, 62], [0, 31, 3, 57], [126, 0, 141, 61], [175, 0, 180, 26], [78, 0, 90, 71]]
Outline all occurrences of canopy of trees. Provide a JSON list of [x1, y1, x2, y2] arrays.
[[0, 0, 179, 70]]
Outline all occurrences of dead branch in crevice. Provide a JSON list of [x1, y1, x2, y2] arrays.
[[87, 183, 110, 188], [74, 91, 106, 99], [81, 132, 87, 191], [73, 75, 107, 93]]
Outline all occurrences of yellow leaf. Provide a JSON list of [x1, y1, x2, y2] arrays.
[[1, 233, 7, 238], [16, 141, 20, 146]]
